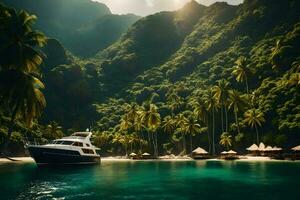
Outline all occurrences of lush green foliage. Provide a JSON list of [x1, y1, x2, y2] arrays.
[[0, 5, 47, 153], [1, 0, 299, 156], [2, 0, 140, 57]]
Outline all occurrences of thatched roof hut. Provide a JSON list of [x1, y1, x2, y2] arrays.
[[142, 152, 150, 156], [192, 147, 208, 155], [292, 145, 300, 151], [258, 142, 266, 151], [227, 150, 237, 154], [129, 152, 137, 156], [221, 151, 228, 154], [247, 144, 259, 151], [272, 146, 282, 151], [264, 146, 273, 151]]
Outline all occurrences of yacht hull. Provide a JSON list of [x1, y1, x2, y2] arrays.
[[28, 146, 101, 165]]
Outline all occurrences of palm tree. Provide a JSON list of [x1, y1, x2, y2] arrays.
[[169, 99, 185, 114], [219, 132, 232, 150], [132, 111, 145, 152], [0, 8, 47, 153], [0, 71, 46, 151], [192, 97, 210, 152], [193, 99, 208, 124], [166, 90, 180, 102], [288, 73, 300, 86], [271, 39, 282, 58], [213, 79, 230, 133], [175, 113, 188, 154], [182, 117, 201, 154], [162, 116, 175, 134], [0, 8, 47, 72], [133, 112, 144, 132], [119, 114, 132, 131], [166, 90, 185, 114], [204, 88, 219, 155], [93, 131, 111, 148], [141, 103, 161, 157], [126, 103, 140, 124], [112, 133, 129, 156], [291, 59, 300, 73], [244, 109, 265, 144], [228, 90, 247, 135], [270, 39, 282, 71], [232, 56, 252, 94], [46, 121, 63, 140]]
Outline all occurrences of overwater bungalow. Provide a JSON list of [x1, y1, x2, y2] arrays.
[[191, 147, 210, 160]]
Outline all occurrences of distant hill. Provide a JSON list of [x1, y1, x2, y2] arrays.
[[2, 0, 140, 57]]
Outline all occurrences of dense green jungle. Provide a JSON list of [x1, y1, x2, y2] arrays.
[[0, 0, 299, 156]]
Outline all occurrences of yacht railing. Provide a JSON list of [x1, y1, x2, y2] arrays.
[[62, 136, 87, 140]]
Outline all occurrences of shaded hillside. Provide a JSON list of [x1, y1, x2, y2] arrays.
[[39, 39, 100, 129], [95, 1, 207, 95], [2, 0, 140, 57]]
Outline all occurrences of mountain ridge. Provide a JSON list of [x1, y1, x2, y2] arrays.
[[1, 0, 141, 57]]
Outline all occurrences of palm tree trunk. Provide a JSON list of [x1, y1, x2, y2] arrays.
[[190, 134, 193, 154], [141, 132, 145, 152], [225, 106, 228, 133], [255, 124, 259, 145], [235, 111, 240, 134], [125, 144, 128, 157], [221, 104, 224, 133], [207, 121, 211, 154], [155, 131, 158, 157], [151, 132, 156, 157], [147, 131, 151, 152], [245, 76, 249, 94], [212, 110, 215, 156], [182, 133, 186, 155]]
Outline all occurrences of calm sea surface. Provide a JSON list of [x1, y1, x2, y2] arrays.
[[0, 160, 299, 200]]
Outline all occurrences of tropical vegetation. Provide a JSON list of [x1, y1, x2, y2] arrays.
[[0, 0, 299, 156]]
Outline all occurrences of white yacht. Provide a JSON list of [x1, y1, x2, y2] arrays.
[[28, 132, 101, 165]]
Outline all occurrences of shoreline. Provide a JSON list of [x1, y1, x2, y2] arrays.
[[0, 156, 298, 163]]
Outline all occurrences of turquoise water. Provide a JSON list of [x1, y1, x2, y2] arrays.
[[0, 160, 299, 200]]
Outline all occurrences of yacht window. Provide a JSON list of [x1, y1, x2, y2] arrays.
[[82, 148, 94, 154], [86, 143, 90, 147], [72, 142, 83, 147], [61, 141, 74, 145]]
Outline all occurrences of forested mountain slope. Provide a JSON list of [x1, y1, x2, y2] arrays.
[[89, 0, 300, 152], [1, 0, 299, 155], [1, 0, 140, 57]]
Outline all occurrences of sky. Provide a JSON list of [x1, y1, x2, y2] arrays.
[[93, 0, 243, 16]]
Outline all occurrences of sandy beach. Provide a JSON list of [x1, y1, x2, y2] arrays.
[[1, 156, 295, 163], [0, 157, 34, 163]]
